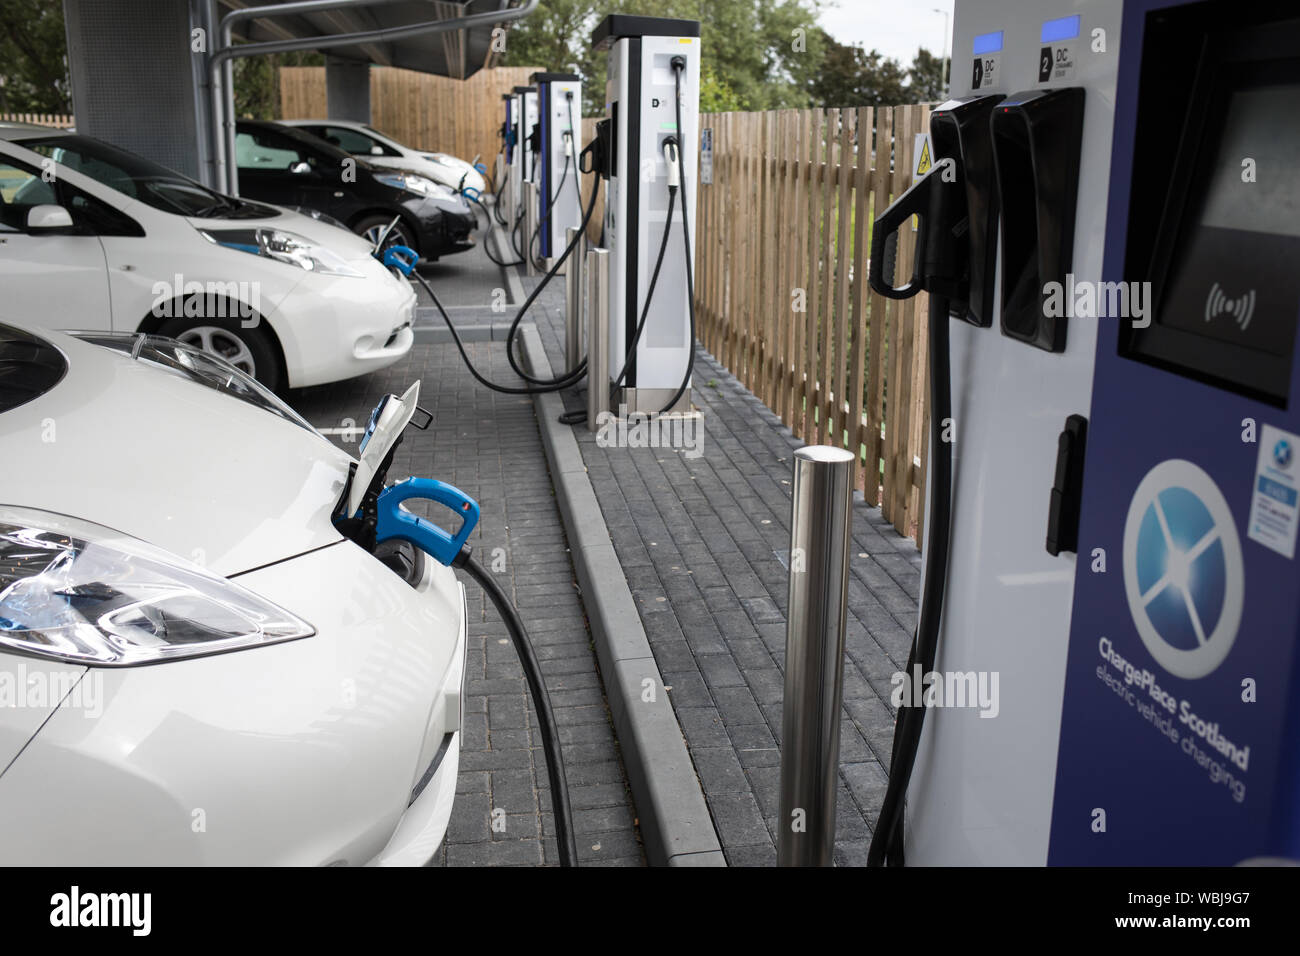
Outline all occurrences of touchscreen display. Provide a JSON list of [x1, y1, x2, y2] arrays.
[[1157, 81, 1300, 362], [1200, 85, 1300, 238]]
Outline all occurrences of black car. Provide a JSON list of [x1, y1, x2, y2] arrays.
[[234, 120, 476, 261]]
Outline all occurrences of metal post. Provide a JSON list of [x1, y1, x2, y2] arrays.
[[565, 226, 585, 372], [586, 247, 610, 431], [523, 182, 538, 276], [779, 445, 855, 866]]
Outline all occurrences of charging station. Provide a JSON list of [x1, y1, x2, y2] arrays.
[[507, 85, 538, 228], [591, 15, 701, 415], [500, 92, 516, 219], [530, 72, 584, 265], [870, 0, 1300, 866]]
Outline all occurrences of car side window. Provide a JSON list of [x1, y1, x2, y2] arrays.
[[321, 126, 400, 157], [0, 158, 56, 232], [235, 130, 309, 170], [63, 183, 144, 237]]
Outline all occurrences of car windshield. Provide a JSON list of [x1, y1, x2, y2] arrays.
[[22, 134, 272, 219], [0, 325, 67, 414]]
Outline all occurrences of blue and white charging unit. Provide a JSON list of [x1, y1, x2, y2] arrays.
[[508, 85, 538, 228], [530, 71, 583, 265], [591, 15, 701, 415], [874, 0, 1300, 865], [500, 93, 516, 221]]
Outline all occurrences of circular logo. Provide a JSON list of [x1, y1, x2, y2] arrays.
[[1273, 439, 1292, 469], [1123, 460, 1244, 680]]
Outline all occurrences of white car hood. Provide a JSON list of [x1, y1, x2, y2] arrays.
[[0, 328, 354, 577]]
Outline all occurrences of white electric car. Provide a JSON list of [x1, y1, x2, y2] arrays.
[[0, 123, 416, 391], [0, 322, 466, 865], [279, 119, 489, 196]]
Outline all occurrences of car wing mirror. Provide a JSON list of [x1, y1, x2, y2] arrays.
[[26, 204, 73, 231], [371, 146, 384, 156], [289, 161, 312, 175]]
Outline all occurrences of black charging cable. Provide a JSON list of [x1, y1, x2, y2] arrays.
[[659, 58, 697, 415], [457, 550, 577, 868], [868, 290, 954, 868]]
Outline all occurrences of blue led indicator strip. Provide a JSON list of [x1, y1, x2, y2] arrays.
[[972, 31, 1003, 55], [1041, 14, 1081, 43]]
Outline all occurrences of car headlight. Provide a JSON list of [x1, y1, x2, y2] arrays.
[[0, 507, 314, 667], [199, 227, 364, 277], [374, 170, 455, 200]]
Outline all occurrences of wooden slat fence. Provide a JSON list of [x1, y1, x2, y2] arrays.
[[0, 113, 74, 128], [693, 106, 933, 540]]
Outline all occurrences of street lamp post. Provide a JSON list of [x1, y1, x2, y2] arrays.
[[933, 7, 951, 91]]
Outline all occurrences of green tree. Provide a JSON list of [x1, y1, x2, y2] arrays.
[[808, 31, 909, 108], [500, 0, 825, 114], [699, 65, 742, 113], [907, 47, 948, 103], [0, 0, 70, 113]]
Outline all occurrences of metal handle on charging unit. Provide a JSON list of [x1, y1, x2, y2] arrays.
[[870, 175, 931, 300], [869, 158, 961, 301], [375, 477, 481, 568]]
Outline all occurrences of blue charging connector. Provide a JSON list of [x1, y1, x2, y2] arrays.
[[373, 477, 480, 568], [380, 245, 419, 276]]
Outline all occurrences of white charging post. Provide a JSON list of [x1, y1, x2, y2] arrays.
[[591, 15, 701, 416], [530, 72, 584, 270], [508, 85, 538, 230]]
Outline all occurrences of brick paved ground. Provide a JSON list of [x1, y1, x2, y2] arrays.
[[285, 316, 644, 867], [520, 271, 922, 866]]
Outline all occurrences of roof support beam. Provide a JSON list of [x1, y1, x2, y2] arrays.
[[200, 0, 538, 192]]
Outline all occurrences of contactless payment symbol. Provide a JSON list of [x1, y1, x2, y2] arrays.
[[1123, 460, 1244, 680]]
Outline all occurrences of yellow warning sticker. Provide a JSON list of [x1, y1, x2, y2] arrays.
[[913, 133, 933, 179]]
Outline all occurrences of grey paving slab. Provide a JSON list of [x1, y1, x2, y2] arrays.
[[516, 267, 923, 866]]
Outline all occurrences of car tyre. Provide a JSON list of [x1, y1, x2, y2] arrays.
[[157, 316, 282, 392], [354, 214, 420, 259]]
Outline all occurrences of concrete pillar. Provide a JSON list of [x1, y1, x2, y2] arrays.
[[63, 0, 202, 179], [325, 56, 371, 123]]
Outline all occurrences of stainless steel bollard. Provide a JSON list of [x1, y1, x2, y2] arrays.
[[586, 247, 610, 432], [778, 445, 855, 866], [565, 226, 585, 373], [523, 182, 538, 276]]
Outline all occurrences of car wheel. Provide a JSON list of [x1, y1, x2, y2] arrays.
[[157, 317, 281, 392], [355, 214, 419, 258]]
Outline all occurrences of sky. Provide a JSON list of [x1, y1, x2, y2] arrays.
[[818, 0, 956, 65]]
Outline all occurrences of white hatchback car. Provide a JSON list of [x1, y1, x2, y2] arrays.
[[0, 322, 466, 865], [0, 123, 416, 391], [280, 119, 489, 196]]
